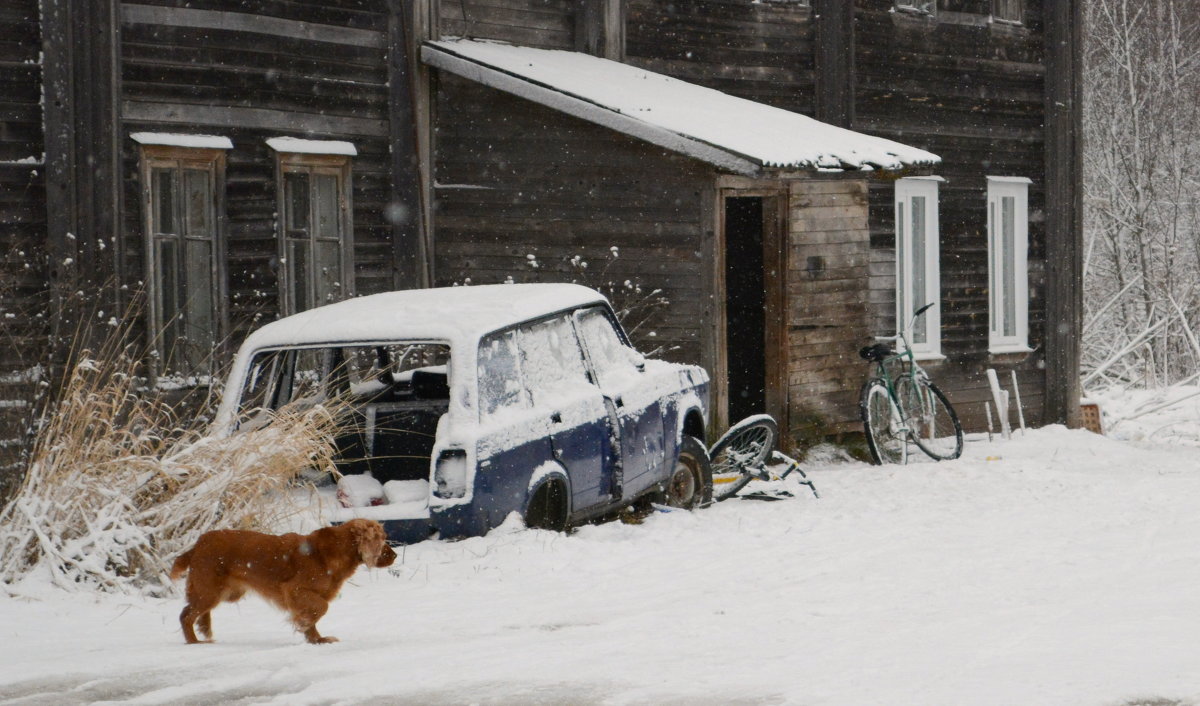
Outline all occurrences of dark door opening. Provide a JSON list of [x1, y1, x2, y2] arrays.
[[724, 197, 767, 425]]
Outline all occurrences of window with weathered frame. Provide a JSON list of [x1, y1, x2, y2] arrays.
[[895, 177, 942, 359], [895, 0, 936, 15], [991, 0, 1021, 24], [987, 177, 1031, 352], [139, 146, 225, 377], [275, 153, 353, 315]]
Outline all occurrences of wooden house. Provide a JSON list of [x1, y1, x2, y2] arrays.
[[0, 0, 1081, 482]]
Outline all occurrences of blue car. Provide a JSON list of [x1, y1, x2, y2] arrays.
[[214, 284, 711, 543]]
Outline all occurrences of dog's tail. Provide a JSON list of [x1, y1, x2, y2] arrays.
[[169, 548, 193, 581]]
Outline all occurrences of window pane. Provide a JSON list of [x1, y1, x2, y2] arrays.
[[184, 169, 211, 236], [577, 308, 640, 388], [154, 168, 176, 235], [910, 196, 927, 344], [478, 330, 528, 418], [289, 238, 311, 313], [285, 171, 310, 232], [520, 315, 592, 408], [315, 174, 339, 239], [1002, 195, 1017, 337], [183, 238, 215, 370], [157, 238, 180, 371], [895, 201, 906, 334], [989, 201, 997, 336], [315, 240, 341, 305]]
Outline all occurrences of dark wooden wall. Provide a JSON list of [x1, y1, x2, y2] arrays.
[[857, 1, 1049, 430], [624, 0, 814, 114], [117, 0, 399, 347], [431, 75, 712, 365], [440, 0, 576, 49], [0, 0, 48, 491]]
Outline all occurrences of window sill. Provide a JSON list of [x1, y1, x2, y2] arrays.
[[911, 351, 946, 363], [988, 344, 1033, 356]]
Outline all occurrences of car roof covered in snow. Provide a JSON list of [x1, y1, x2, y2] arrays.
[[422, 39, 941, 175], [239, 283, 609, 351]]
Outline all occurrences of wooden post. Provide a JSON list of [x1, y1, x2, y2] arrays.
[[389, 0, 431, 289], [1043, 0, 1083, 427], [41, 0, 122, 367]]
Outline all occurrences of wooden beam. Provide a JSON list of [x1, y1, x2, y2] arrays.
[[120, 4, 387, 49], [121, 102, 389, 138], [1042, 0, 1083, 427], [814, 0, 854, 128], [389, 0, 430, 289], [41, 0, 122, 359]]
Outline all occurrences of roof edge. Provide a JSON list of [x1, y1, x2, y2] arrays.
[[421, 42, 762, 176]]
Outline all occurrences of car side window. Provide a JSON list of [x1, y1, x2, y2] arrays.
[[575, 307, 641, 388], [478, 329, 529, 420], [519, 314, 593, 408]]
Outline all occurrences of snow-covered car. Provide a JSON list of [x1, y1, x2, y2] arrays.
[[213, 284, 711, 543]]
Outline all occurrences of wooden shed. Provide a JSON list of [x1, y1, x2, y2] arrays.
[[422, 39, 939, 439]]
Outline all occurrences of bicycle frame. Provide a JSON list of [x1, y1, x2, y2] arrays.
[[870, 303, 937, 462]]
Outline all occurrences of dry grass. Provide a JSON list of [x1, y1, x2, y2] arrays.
[[0, 342, 349, 596]]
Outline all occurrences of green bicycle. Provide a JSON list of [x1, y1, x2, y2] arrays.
[[858, 302, 963, 465]]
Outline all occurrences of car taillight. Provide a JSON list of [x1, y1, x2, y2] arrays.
[[433, 449, 468, 499]]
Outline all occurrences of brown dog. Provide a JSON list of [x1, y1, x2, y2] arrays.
[[170, 518, 397, 644]]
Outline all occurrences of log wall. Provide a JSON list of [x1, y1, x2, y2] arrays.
[[857, 2, 1049, 430], [0, 0, 47, 493], [117, 0, 399, 348], [431, 75, 713, 366]]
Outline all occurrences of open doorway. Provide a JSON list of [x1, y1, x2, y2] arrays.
[[721, 193, 786, 433], [724, 197, 767, 425]]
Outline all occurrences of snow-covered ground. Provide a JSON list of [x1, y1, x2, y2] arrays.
[[3, 412, 1200, 705]]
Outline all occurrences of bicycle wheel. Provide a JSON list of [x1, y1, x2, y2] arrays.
[[860, 378, 906, 465], [895, 376, 963, 461], [708, 414, 778, 501]]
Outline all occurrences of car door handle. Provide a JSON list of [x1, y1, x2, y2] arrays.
[[550, 411, 563, 424]]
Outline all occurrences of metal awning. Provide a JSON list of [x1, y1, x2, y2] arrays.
[[422, 39, 941, 177]]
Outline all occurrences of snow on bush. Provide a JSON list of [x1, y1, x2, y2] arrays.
[[0, 349, 347, 596]]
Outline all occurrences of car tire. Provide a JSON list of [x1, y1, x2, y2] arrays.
[[664, 435, 713, 510], [525, 477, 569, 531]]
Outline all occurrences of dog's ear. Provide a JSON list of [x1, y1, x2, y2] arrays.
[[349, 519, 385, 567]]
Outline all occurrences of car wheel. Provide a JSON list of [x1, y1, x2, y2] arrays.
[[525, 478, 569, 531], [664, 435, 712, 509]]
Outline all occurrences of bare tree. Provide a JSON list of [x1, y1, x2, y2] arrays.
[[1083, 0, 1200, 389]]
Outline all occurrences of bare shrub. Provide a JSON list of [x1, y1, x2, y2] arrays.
[[0, 344, 348, 596]]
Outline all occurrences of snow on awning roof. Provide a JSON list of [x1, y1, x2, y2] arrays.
[[422, 39, 940, 176]]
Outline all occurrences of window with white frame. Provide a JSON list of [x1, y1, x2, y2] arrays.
[[137, 141, 227, 377], [269, 140, 354, 315], [987, 177, 1030, 352], [895, 177, 942, 358], [895, 0, 936, 15], [991, 0, 1022, 24]]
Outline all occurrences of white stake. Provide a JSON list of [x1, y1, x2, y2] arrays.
[[984, 401, 995, 442], [1010, 370, 1027, 434], [986, 369, 1012, 440]]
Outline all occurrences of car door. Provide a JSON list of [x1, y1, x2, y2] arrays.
[[518, 314, 615, 513], [574, 306, 665, 497], [471, 328, 556, 529]]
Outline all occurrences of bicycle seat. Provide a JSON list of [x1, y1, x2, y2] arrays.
[[859, 343, 893, 362]]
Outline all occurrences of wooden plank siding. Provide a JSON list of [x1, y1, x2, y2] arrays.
[[117, 0, 398, 350], [431, 75, 712, 365], [624, 0, 815, 114], [784, 179, 872, 439], [856, 1, 1049, 431], [439, 0, 577, 49], [0, 0, 47, 492]]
